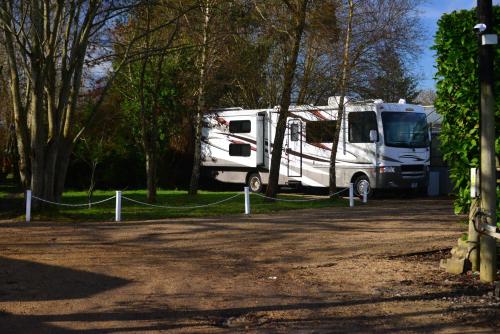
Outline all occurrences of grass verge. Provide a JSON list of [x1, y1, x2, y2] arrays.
[[1, 188, 347, 222]]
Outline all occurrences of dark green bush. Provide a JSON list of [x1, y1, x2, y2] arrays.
[[433, 8, 500, 217]]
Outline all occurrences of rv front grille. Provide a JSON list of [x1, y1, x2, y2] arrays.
[[401, 165, 424, 172]]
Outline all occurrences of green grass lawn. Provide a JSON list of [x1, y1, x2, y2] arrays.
[[1, 186, 347, 222]]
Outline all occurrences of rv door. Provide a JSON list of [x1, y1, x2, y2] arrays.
[[287, 119, 302, 177]]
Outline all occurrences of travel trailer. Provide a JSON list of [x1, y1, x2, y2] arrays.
[[201, 98, 430, 196]]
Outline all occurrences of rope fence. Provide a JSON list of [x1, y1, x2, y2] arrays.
[[24, 183, 367, 222], [32, 194, 116, 207], [250, 187, 350, 203], [121, 193, 242, 209]]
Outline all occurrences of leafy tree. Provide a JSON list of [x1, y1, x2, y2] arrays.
[[114, 2, 189, 202], [187, 0, 261, 194], [433, 7, 500, 216], [0, 1, 143, 202]]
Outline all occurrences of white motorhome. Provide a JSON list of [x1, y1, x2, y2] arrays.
[[201, 98, 430, 195]]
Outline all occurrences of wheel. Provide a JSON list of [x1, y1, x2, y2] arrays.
[[247, 173, 263, 193], [354, 174, 372, 198]]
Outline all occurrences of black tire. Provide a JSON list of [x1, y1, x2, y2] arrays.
[[354, 174, 373, 198], [247, 173, 263, 193]]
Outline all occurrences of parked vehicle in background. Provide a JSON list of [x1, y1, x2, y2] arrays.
[[201, 98, 430, 196]]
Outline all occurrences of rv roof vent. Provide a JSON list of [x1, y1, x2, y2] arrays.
[[398, 99, 406, 104]]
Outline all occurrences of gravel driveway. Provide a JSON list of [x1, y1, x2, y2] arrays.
[[0, 198, 498, 333]]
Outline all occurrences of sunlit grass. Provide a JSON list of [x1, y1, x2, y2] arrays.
[[2, 188, 347, 222]]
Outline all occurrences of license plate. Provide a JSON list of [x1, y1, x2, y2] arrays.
[[411, 182, 418, 188]]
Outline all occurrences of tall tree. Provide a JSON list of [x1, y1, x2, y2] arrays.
[[0, 0, 140, 202], [189, 0, 212, 195], [356, 46, 419, 103], [114, 1, 186, 202], [188, 0, 247, 195], [264, 0, 309, 198], [329, 0, 354, 196], [327, 0, 423, 194]]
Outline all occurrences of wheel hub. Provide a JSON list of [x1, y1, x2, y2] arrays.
[[250, 177, 261, 191], [357, 179, 370, 195]]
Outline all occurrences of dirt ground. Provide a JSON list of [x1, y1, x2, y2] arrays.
[[0, 198, 499, 333]]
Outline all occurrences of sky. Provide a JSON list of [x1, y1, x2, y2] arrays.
[[418, 0, 500, 89]]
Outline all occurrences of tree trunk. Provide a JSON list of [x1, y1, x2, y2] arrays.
[[88, 161, 97, 208], [189, 0, 210, 196], [189, 110, 203, 195], [328, 97, 346, 197], [43, 142, 60, 201], [329, 0, 354, 197], [2, 24, 31, 189], [54, 140, 73, 202], [145, 148, 157, 203], [265, 0, 309, 199], [30, 69, 49, 205], [13, 116, 30, 189]]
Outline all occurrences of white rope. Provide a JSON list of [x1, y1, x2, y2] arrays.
[[32, 195, 116, 207], [121, 193, 242, 209], [251, 187, 348, 202], [329, 187, 350, 197]]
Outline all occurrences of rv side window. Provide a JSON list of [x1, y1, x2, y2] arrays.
[[348, 111, 377, 143], [305, 121, 336, 143], [229, 143, 251, 156], [290, 123, 300, 141], [229, 120, 251, 133]]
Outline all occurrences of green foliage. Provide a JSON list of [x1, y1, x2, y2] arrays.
[[433, 8, 500, 217], [119, 56, 188, 152]]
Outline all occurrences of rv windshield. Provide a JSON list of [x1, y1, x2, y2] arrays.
[[382, 112, 429, 148]]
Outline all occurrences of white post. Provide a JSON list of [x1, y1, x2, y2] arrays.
[[363, 188, 367, 203], [244, 187, 250, 215], [25, 190, 31, 222], [349, 183, 354, 207], [115, 191, 122, 222]]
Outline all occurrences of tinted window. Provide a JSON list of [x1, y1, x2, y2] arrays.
[[382, 112, 429, 148], [348, 111, 377, 143], [229, 120, 251, 133], [290, 123, 300, 141], [229, 144, 251, 156], [306, 121, 336, 143]]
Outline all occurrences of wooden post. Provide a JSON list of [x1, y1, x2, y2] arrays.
[[478, 0, 497, 283]]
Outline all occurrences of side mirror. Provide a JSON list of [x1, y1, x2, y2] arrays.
[[369, 129, 378, 143]]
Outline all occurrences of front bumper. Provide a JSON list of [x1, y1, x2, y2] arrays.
[[376, 173, 428, 190], [374, 166, 429, 190]]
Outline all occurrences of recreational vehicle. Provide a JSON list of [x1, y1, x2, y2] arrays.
[[201, 98, 430, 196]]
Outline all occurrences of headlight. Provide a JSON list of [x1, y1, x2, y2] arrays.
[[380, 166, 396, 173]]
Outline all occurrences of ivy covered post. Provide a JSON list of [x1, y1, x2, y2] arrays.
[[477, 0, 497, 283]]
